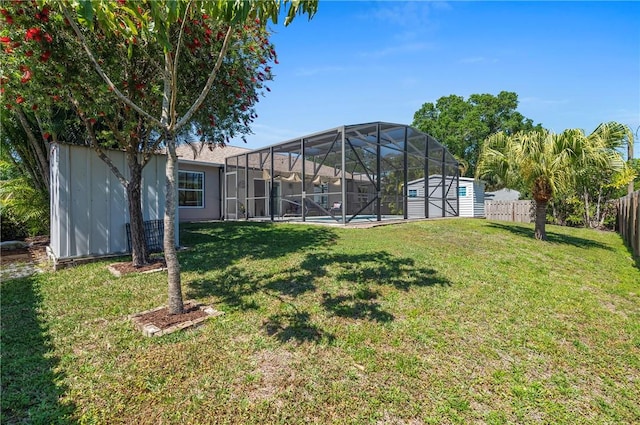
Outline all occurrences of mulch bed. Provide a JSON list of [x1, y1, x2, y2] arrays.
[[108, 258, 166, 277], [130, 300, 223, 337], [137, 303, 208, 328]]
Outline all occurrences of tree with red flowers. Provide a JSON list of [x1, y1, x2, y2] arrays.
[[1, 1, 299, 270], [1, 3, 60, 238], [3, 0, 317, 314]]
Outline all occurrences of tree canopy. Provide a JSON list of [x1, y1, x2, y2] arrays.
[[412, 91, 542, 178]]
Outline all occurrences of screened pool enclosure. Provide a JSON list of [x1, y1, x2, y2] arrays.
[[224, 122, 460, 224]]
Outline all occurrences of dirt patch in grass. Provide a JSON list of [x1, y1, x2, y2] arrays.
[[0, 235, 49, 266], [247, 349, 296, 403]]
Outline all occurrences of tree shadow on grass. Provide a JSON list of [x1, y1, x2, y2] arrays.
[[1, 275, 76, 424], [179, 221, 338, 274], [184, 222, 451, 344], [321, 288, 394, 323], [262, 310, 335, 345], [302, 251, 450, 323], [487, 222, 613, 251], [301, 251, 450, 291]]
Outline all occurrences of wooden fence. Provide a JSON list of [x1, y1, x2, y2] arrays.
[[485, 200, 534, 223], [617, 190, 640, 258]]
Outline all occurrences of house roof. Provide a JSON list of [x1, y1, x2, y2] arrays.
[[407, 176, 481, 185], [175, 143, 251, 166], [485, 188, 520, 201]]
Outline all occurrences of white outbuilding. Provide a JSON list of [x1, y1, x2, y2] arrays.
[[406, 176, 485, 218], [48, 143, 173, 266]]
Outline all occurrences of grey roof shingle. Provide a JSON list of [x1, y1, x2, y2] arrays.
[[175, 143, 251, 165]]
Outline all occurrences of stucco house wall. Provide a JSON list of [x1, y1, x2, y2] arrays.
[[175, 144, 250, 221], [176, 161, 223, 221]]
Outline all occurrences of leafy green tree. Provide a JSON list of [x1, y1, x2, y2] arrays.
[[412, 91, 541, 178], [630, 158, 640, 191], [58, 0, 317, 314], [476, 122, 630, 240], [550, 125, 635, 229]]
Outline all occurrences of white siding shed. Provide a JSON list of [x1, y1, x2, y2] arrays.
[[458, 177, 485, 218], [406, 176, 484, 218], [49, 143, 171, 263]]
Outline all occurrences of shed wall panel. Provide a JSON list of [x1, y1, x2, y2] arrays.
[[49, 144, 62, 256], [142, 155, 164, 221], [69, 146, 90, 256], [108, 151, 127, 254], [91, 151, 112, 255], [49, 144, 167, 261]]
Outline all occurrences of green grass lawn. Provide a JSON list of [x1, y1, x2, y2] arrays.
[[2, 219, 639, 424]]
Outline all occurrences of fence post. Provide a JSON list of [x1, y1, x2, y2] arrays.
[[617, 190, 640, 258]]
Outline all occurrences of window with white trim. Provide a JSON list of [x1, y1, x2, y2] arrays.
[[178, 171, 204, 208]]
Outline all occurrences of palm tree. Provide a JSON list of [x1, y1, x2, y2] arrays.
[[476, 123, 629, 240]]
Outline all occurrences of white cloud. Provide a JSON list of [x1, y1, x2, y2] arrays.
[[600, 108, 640, 129], [358, 1, 450, 43]]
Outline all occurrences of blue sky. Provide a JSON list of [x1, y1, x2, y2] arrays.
[[235, 1, 640, 152]]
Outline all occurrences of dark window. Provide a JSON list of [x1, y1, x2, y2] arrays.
[[179, 171, 204, 207]]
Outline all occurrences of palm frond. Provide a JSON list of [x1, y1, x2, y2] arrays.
[[0, 177, 49, 236]]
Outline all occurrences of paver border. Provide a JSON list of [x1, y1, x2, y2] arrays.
[[130, 300, 223, 337]]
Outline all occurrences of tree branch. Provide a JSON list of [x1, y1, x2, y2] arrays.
[[69, 93, 129, 188], [170, 2, 192, 130], [141, 133, 166, 168], [61, 6, 162, 128], [175, 25, 234, 130]]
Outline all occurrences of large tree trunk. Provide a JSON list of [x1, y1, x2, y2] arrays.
[[534, 200, 547, 240], [164, 131, 183, 315], [127, 153, 150, 267]]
